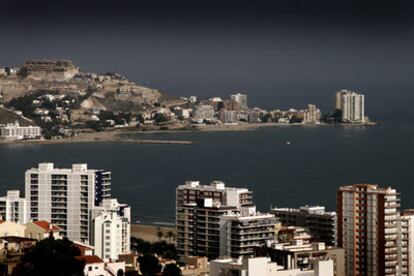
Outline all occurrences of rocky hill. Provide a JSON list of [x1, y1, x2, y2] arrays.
[[0, 59, 164, 109]]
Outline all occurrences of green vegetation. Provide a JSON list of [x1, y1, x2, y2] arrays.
[[153, 113, 169, 124], [12, 237, 84, 276], [131, 237, 178, 260], [138, 255, 162, 276], [7, 90, 47, 117], [162, 263, 182, 276], [322, 109, 342, 123]]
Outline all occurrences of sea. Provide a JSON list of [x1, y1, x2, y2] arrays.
[[0, 7, 414, 224], [0, 123, 413, 224]]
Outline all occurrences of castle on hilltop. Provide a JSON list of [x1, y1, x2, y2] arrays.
[[19, 59, 79, 80]]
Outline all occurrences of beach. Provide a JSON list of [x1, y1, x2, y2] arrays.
[[131, 224, 176, 243]]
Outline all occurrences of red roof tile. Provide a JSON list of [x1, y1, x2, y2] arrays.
[[76, 255, 104, 264], [32, 221, 61, 232]]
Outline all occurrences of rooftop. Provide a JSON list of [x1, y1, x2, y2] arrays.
[[178, 180, 250, 193], [272, 205, 336, 216], [32, 221, 61, 232], [76, 255, 104, 264], [339, 183, 398, 194]]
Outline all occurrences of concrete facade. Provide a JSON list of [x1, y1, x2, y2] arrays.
[[25, 163, 111, 243], [92, 198, 131, 261]]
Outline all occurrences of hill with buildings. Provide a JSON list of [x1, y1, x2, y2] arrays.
[[0, 59, 164, 113], [0, 106, 33, 126]]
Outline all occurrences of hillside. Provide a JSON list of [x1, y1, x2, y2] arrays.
[[0, 106, 34, 126], [0, 59, 165, 107]]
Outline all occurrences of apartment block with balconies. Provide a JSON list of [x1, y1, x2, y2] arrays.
[[219, 212, 278, 258], [337, 184, 400, 276], [176, 180, 254, 259], [25, 162, 111, 243]]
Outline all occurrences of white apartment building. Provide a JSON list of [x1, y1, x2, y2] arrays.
[[0, 122, 41, 140], [176, 181, 254, 259], [303, 104, 321, 124], [210, 257, 334, 276], [0, 190, 28, 224], [92, 198, 131, 261], [230, 93, 248, 109], [25, 163, 111, 243], [193, 104, 216, 121], [337, 184, 400, 276], [219, 211, 278, 258], [335, 90, 365, 123]]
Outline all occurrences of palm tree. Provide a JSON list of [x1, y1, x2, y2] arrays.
[[166, 230, 175, 244], [157, 227, 164, 241]]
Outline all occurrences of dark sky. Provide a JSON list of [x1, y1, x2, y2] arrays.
[[2, 0, 413, 20], [1, 0, 414, 121]]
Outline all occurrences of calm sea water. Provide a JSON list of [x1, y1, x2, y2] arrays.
[[1, 124, 413, 224]]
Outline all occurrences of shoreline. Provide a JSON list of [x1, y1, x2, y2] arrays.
[[0, 130, 194, 145], [0, 121, 378, 146]]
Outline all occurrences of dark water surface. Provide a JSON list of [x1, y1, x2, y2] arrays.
[[1, 124, 413, 224]]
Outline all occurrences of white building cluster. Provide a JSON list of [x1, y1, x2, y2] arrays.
[[303, 104, 322, 124], [0, 162, 131, 262], [0, 122, 41, 140], [210, 257, 333, 276]]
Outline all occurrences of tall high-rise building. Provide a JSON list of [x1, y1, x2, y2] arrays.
[[25, 163, 111, 243], [337, 184, 400, 276], [92, 198, 131, 261], [230, 93, 248, 109], [0, 190, 28, 224], [271, 205, 337, 246], [335, 90, 365, 123], [397, 209, 414, 276], [176, 181, 255, 259]]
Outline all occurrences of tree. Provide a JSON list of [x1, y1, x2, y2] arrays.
[[138, 254, 161, 276], [260, 113, 272, 123], [162, 263, 182, 276], [152, 241, 178, 260], [166, 231, 175, 244], [157, 228, 164, 241], [130, 238, 178, 261], [131, 237, 151, 255], [12, 237, 84, 276], [153, 113, 169, 124]]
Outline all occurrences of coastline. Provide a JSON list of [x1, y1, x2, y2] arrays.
[[0, 130, 194, 146], [0, 121, 378, 146]]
